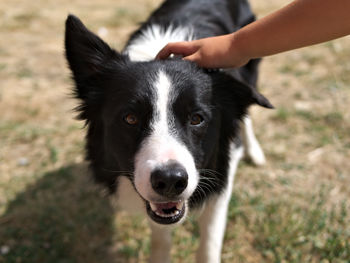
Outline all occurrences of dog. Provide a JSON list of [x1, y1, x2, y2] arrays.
[[65, 0, 272, 262]]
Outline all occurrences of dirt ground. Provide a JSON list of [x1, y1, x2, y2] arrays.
[[0, 0, 349, 262]]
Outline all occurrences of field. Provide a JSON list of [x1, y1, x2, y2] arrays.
[[0, 0, 349, 262]]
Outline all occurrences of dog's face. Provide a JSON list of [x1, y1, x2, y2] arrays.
[[65, 15, 272, 225]]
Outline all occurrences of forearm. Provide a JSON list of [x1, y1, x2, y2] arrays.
[[233, 0, 350, 60], [157, 0, 350, 68]]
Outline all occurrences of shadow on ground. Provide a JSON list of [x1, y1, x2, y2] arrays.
[[0, 164, 120, 263]]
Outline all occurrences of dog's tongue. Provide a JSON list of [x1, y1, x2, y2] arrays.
[[156, 202, 178, 209], [149, 202, 180, 213]]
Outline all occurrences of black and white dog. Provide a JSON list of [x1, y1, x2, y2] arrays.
[[65, 0, 272, 262]]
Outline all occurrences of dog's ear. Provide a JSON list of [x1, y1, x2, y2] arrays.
[[65, 15, 129, 121], [211, 72, 273, 116], [65, 14, 122, 79]]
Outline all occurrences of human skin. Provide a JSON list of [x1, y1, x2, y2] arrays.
[[156, 0, 350, 68]]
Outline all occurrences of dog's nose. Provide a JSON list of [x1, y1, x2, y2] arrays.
[[151, 163, 188, 197]]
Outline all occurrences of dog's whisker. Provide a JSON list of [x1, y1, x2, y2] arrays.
[[199, 168, 224, 178], [101, 168, 133, 175], [200, 184, 215, 195], [199, 175, 223, 188], [195, 185, 207, 202]]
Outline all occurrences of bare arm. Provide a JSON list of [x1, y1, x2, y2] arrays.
[[156, 0, 350, 68]]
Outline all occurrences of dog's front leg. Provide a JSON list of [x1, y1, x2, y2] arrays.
[[149, 223, 172, 263], [196, 146, 243, 263], [195, 192, 231, 263]]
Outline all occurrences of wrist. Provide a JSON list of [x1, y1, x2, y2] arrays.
[[229, 30, 253, 62]]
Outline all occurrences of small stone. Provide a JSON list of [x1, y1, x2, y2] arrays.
[[0, 245, 10, 255], [43, 242, 50, 249], [17, 157, 29, 166]]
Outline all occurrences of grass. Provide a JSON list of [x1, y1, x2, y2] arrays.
[[223, 187, 350, 262], [0, 166, 116, 263], [1, 0, 350, 262], [249, 193, 349, 262]]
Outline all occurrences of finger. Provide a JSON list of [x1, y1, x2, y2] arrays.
[[156, 42, 198, 59], [156, 43, 174, 59], [183, 53, 206, 67]]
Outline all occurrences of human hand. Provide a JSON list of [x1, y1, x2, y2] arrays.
[[156, 33, 251, 68]]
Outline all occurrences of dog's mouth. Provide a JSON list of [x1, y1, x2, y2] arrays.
[[146, 201, 186, 224]]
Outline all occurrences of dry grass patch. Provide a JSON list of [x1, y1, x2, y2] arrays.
[[1, 0, 349, 262]]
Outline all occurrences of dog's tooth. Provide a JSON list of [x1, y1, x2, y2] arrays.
[[176, 202, 184, 210], [150, 202, 158, 212], [155, 211, 163, 217], [152, 201, 184, 219], [155, 211, 166, 217], [156, 211, 170, 218]]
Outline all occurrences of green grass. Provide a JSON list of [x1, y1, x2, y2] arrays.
[[16, 67, 34, 79], [0, 63, 7, 72], [273, 107, 290, 122], [270, 107, 349, 148], [226, 189, 350, 263]]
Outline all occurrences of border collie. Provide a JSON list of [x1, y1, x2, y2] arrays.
[[65, 0, 272, 262]]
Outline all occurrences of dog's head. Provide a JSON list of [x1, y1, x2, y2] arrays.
[[65, 15, 272, 225]]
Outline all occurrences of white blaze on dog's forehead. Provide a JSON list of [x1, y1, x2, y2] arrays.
[[134, 70, 198, 202], [154, 70, 172, 134]]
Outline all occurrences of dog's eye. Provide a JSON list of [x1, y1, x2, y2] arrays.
[[190, 114, 203, 126], [124, 114, 138, 125]]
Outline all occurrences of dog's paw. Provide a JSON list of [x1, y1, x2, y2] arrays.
[[244, 142, 266, 166]]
